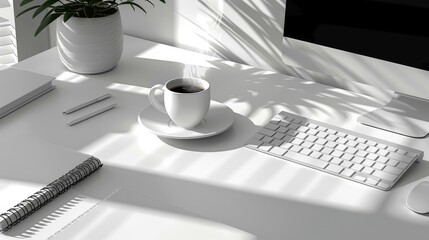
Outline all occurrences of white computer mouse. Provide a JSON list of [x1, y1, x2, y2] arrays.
[[406, 181, 429, 214]]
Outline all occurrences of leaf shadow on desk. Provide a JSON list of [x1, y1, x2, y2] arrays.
[[159, 113, 258, 152], [77, 164, 429, 240]]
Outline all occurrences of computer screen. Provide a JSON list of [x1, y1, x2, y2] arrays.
[[282, 0, 429, 137]]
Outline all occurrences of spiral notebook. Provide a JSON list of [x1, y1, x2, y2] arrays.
[[0, 136, 102, 238]]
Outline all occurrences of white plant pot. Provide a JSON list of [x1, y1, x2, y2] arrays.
[[56, 10, 123, 74]]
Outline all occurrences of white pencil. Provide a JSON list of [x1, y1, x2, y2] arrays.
[[67, 103, 116, 126]]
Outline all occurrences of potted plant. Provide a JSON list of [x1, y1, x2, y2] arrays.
[[17, 0, 165, 74]]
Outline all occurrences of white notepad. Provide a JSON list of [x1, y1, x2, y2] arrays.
[[0, 68, 54, 119], [0, 136, 102, 239]]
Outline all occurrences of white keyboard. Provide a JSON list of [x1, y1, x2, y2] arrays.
[[246, 111, 423, 190]]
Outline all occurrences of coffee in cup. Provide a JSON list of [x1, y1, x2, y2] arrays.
[[148, 78, 210, 129]]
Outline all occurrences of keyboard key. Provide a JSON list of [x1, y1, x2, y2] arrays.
[[376, 143, 388, 149], [377, 182, 391, 190], [335, 144, 347, 151], [310, 144, 324, 152], [346, 134, 357, 141], [352, 164, 364, 172], [258, 143, 273, 152], [397, 162, 408, 170], [373, 162, 385, 170], [291, 138, 304, 145], [373, 170, 397, 182], [387, 159, 399, 167], [387, 152, 413, 163], [265, 123, 279, 131], [383, 166, 402, 175], [261, 136, 274, 143], [321, 155, 333, 162], [366, 146, 378, 153], [406, 152, 418, 158], [269, 146, 287, 156], [271, 139, 283, 146], [300, 148, 312, 156], [353, 174, 366, 182], [366, 153, 379, 161], [377, 149, 389, 157], [340, 161, 353, 168], [336, 132, 347, 138], [316, 132, 328, 138], [346, 140, 358, 148], [342, 153, 354, 161], [362, 167, 374, 175], [310, 151, 323, 159], [290, 145, 302, 152], [306, 135, 318, 142], [325, 141, 337, 149], [345, 147, 358, 154], [296, 132, 308, 139], [366, 176, 380, 185], [252, 133, 264, 140], [356, 143, 368, 150], [326, 135, 339, 142], [260, 128, 276, 137], [341, 169, 355, 177], [352, 156, 364, 164], [273, 132, 285, 140], [321, 147, 334, 155], [362, 160, 375, 167], [301, 141, 314, 149], [331, 150, 344, 158], [326, 164, 344, 174], [315, 138, 328, 145], [376, 156, 389, 164], [396, 149, 407, 155], [280, 142, 293, 150], [330, 157, 343, 165], [278, 126, 289, 133], [336, 137, 348, 144]]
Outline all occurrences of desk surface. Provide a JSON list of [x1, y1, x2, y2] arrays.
[[3, 35, 429, 239]]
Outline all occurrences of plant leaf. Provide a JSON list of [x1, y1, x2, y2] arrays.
[[16, 5, 40, 18], [20, 0, 35, 6], [118, 1, 146, 14], [33, 0, 62, 18], [41, 8, 55, 23], [145, 0, 155, 7], [83, 6, 95, 17], [63, 12, 77, 22], [35, 13, 62, 36]]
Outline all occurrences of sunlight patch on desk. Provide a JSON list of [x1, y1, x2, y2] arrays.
[[56, 72, 89, 83], [106, 83, 149, 95], [135, 45, 218, 69], [51, 188, 256, 240]]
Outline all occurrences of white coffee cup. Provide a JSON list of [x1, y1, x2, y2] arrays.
[[148, 78, 210, 129]]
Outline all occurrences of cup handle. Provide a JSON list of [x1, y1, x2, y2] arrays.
[[148, 84, 167, 113]]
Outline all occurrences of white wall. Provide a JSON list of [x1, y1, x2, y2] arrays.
[[13, 0, 50, 61], [121, 0, 287, 73]]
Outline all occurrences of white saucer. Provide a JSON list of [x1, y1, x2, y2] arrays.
[[138, 101, 234, 139]]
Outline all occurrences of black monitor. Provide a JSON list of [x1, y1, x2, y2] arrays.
[[282, 0, 429, 138]]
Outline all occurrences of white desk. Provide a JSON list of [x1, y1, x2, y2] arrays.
[[2, 35, 429, 239]]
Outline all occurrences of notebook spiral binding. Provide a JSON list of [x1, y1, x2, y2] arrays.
[[0, 156, 102, 232]]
